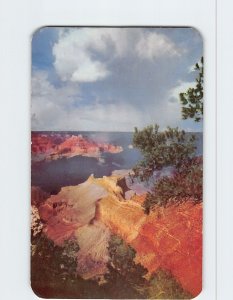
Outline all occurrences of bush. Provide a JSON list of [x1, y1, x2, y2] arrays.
[[143, 157, 203, 213]]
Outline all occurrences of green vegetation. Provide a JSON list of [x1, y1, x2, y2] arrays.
[[146, 269, 192, 299], [106, 235, 147, 295], [179, 57, 204, 122], [132, 125, 203, 213], [31, 233, 91, 299], [132, 124, 196, 181], [31, 232, 146, 299], [132, 58, 204, 213], [143, 157, 203, 213], [31, 232, 192, 299]]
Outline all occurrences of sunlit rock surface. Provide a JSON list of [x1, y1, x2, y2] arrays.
[[132, 202, 202, 297], [75, 221, 111, 280], [97, 179, 202, 297], [31, 133, 123, 161], [39, 176, 108, 245], [37, 174, 202, 297]]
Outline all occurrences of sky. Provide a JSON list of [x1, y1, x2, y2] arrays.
[[31, 27, 203, 132]]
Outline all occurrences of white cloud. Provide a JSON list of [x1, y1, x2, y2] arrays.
[[31, 71, 80, 130], [31, 70, 144, 131], [31, 70, 190, 131], [136, 31, 181, 60], [52, 28, 182, 83], [168, 80, 196, 102]]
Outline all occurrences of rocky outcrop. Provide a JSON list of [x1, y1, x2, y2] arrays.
[[37, 174, 202, 297], [75, 221, 111, 280], [31, 133, 123, 162], [133, 202, 202, 297], [39, 176, 108, 245], [96, 178, 202, 297]]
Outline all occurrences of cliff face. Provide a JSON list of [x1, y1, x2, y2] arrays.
[[36, 174, 202, 297], [31, 133, 123, 161], [39, 177, 108, 245], [99, 194, 202, 296]]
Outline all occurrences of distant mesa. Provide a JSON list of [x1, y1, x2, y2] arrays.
[[31, 133, 123, 162]]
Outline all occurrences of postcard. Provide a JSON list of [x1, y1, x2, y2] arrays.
[[31, 27, 203, 299]]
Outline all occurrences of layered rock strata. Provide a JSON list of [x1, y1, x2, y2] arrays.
[[36, 174, 202, 297], [32, 133, 123, 161]]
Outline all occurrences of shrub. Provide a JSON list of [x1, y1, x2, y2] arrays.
[[143, 157, 203, 213]]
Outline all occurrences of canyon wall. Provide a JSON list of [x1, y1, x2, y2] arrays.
[[36, 174, 202, 297]]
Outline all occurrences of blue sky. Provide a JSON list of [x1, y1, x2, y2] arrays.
[[31, 27, 203, 131]]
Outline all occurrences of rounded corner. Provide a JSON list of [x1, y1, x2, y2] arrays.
[[189, 287, 203, 300], [31, 26, 50, 43], [188, 26, 204, 43], [30, 282, 49, 299]]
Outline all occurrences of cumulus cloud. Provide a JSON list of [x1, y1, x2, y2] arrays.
[[32, 27, 203, 131], [136, 31, 181, 60], [31, 70, 144, 131], [31, 71, 199, 131], [52, 28, 182, 83], [31, 71, 80, 129]]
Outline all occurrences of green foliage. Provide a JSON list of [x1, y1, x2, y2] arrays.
[[31, 233, 194, 299], [132, 124, 196, 181], [143, 157, 203, 213], [31, 233, 148, 299], [106, 236, 193, 298], [146, 269, 192, 299], [179, 57, 204, 122], [31, 233, 101, 298], [105, 235, 148, 298]]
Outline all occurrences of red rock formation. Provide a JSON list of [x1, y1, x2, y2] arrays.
[[132, 202, 202, 297], [31, 133, 123, 161], [96, 177, 202, 297], [38, 177, 111, 280], [36, 174, 202, 296], [31, 133, 64, 154]]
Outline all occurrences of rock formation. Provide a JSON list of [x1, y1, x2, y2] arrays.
[[36, 173, 202, 297], [31, 133, 123, 162]]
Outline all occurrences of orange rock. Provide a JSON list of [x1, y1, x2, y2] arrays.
[[97, 182, 202, 297], [37, 174, 202, 296], [131, 193, 147, 204], [132, 202, 202, 297]]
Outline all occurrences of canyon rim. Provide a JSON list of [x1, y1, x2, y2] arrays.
[[31, 27, 203, 299]]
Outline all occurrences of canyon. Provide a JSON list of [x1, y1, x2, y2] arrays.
[[31, 133, 123, 161], [33, 173, 202, 297]]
